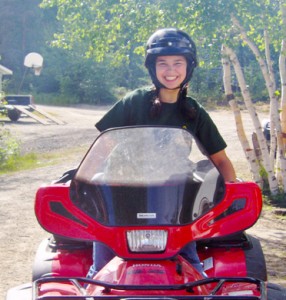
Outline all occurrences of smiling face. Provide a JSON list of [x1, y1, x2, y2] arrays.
[[155, 55, 187, 90]]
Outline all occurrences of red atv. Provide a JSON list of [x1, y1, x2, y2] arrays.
[[6, 126, 286, 299]]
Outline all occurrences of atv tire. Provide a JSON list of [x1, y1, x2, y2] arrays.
[[7, 108, 21, 121], [244, 234, 267, 281], [267, 282, 286, 299]]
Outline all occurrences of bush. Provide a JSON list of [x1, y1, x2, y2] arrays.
[[0, 124, 20, 169]]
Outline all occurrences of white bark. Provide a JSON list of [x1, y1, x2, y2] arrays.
[[280, 1, 286, 155], [280, 40, 286, 142], [221, 47, 261, 185], [264, 29, 277, 170], [223, 44, 279, 194], [279, 1, 286, 191], [264, 25, 286, 191]]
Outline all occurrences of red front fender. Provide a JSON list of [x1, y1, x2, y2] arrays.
[[35, 181, 262, 259]]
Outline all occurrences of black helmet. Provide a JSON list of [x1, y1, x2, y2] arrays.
[[145, 28, 198, 89]]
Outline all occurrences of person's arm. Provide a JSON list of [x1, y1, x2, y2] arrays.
[[210, 149, 237, 182]]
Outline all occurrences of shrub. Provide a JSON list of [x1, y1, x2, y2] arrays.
[[0, 124, 20, 169]]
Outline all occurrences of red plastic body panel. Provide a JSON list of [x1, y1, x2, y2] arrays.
[[51, 249, 92, 277], [199, 247, 247, 278], [32, 238, 93, 280], [35, 181, 262, 260]]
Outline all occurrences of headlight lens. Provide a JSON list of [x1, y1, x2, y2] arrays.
[[127, 230, 168, 253]]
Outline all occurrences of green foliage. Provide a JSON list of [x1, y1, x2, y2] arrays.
[[55, 54, 118, 104], [0, 0, 282, 104], [190, 67, 224, 104], [0, 124, 20, 169], [40, 0, 154, 63], [0, 0, 150, 104], [36, 0, 280, 103], [0, 0, 46, 93], [0, 97, 7, 114], [33, 48, 147, 104], [39, 0, 281, 62]]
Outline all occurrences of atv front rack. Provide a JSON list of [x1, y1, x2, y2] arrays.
[[33, 276, 266, 299]]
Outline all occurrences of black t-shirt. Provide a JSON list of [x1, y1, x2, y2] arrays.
[[96, 87, 227, 155]]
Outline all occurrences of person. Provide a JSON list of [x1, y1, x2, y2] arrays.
[[87, 28, 236, 278]]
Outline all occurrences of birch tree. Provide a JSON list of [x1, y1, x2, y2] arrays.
[[191, 0, 285, 194], [229, 6, 286, 193]]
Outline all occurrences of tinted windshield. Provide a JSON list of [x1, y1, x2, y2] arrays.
[[70, 127, 225, 226]]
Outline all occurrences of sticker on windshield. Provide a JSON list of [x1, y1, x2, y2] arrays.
[[137, 213, 156, 219]]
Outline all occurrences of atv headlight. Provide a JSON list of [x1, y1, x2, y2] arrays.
[[127, 230, 168, 253]]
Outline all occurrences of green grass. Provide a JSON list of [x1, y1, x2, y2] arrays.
[[0, 145, 85, 175], [0, 152, 40, 174]]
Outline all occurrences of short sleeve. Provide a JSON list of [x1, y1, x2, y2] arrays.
[[196, 108, 227, 155], [95, 99, 130, 132]]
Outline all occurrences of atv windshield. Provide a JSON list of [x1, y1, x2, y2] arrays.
[[70, 127, 225, 226]]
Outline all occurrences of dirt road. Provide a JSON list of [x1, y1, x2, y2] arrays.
[[0, 104, 285, 299]]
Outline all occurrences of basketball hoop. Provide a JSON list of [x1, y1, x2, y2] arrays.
[[24, 53, 44, 76], [18, 52, 44, 93]]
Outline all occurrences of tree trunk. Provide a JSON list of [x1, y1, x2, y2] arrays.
[[264, 29, 277, 171], [223, 44, 279, 194], [280, 40, 286, 150], [221, 46, 261, 185], [280, 1, 286, 154]]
